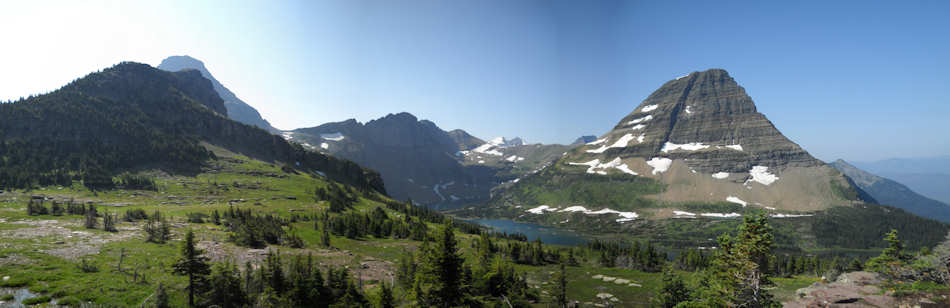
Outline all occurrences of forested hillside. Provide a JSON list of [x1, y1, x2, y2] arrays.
[[0, 62, 383, 193]]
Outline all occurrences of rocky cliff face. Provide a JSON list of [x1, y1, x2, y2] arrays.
[[594, 69, 821, 173], [158, 56, 280, 133]]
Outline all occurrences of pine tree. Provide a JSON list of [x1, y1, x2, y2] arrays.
[[205, 262, 246, 308], [154, 282, 170, 308], [321, 220, 332, 248], [103, 212, 117, 232], [553, 263, 568, 308], [415, 220, 465, 306], [172, 230, 212, 307], [84, 205, 98, 229], [686, 212, 780, 307], [378, 282, 395, 308], [653, 268, 690, 308]]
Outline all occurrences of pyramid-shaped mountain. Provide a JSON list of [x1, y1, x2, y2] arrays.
[[487, 69, 867, 214]]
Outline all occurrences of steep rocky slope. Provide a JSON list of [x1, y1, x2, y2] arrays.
[[158, 55, 280, 133], [831, 159, 950, 223]]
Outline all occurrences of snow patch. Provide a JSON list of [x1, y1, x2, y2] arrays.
[[712, 172, 729, 179], [587, 138, 608, 145], [685, 106, 693, 114], [627, 115, 653, 125], [569, 158, 637, 175], [320, 132, 345, 141], [320, 143, 329, 149], [586, 134, 636, 153], [641, 104, 659, 112], [726, 196, 748, 207], [636, 134, 645, 143], [770, 213, 814, 218], [473, 143, 504, 156], [630, 124, 647, 131], [724, 144, 743, 151], [556, 206, 638, 222], [526, 205, 558, 214], [281, 132, 294, 140], [746, 166, 779, 186], [662, 142, 710, 152], [676, 74, 688, 80], [701, 212, 741, 218], [646, 157, 673, 174], [673, 210, 696, 216], [477, 160, 485, 164]]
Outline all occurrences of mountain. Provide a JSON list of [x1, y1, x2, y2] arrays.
[[157, 55, 280, 133], [831, 159, 950, 223], [571, 135, 598, 145], [852, 156, 950, 205], [283, 113, 578, 206], [458, 69, 947, 250], [446, 129, 484, 151], [0, 62, 384, 192], [499, 69, 859, 211]]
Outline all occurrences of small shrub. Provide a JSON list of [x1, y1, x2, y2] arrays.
[[56, 296, 81, 307], [123, 209, 148, 222], [186, 212, 207, 224], [0, 277, 29, 288], [78, 258, 99, 273], [0, 294, 14, 301], [22, 295, 51, 305]]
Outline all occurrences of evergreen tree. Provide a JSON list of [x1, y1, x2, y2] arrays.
[[866, 229, 906, 276], [415, 221, 465, 306], [553, 262, 568, 308], [321, 220, 332, 248], [172, 230, 212, 307], [378, 282, 395, 308], [685, 212, 780, 307], [653, 268, 690, 308], [205, 262, 247, 308], [84, 205, 98, 229], [154, 283, 170, 308]]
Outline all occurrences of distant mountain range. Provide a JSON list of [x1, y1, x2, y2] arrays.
[[851, 156, 950, 206], [831, 159, 950, 223], [281, 112, 576, 206], [158, 56, 280, 134]]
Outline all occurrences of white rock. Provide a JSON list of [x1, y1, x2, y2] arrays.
[[712, 172, 729, 179]]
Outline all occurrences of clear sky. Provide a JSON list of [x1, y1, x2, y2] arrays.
[[1, 0, 948, 162]]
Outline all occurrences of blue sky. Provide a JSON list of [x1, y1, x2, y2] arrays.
[[0, 0, 947, 161]]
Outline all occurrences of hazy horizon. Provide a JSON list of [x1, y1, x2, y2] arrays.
[[1, 0, 948, 162]]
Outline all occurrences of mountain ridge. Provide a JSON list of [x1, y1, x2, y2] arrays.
[[158, 55, 280, 133], [831, 159, 950, 223]]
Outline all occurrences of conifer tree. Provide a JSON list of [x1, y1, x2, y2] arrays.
[[172, 230, 212, 307]]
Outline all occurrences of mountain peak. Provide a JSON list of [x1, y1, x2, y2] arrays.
[[157, 56, 279, 133]]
